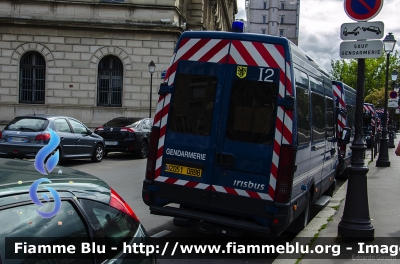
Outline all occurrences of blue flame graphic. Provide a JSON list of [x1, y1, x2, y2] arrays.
[[29, 178, 62, 219], [34, 128, 60, 175]]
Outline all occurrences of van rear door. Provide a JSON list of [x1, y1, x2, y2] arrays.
[[155, 44, 230, 208], [208, 40, 292, 216]]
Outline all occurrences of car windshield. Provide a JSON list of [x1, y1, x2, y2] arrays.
[[5, 117, 48, 132], [105, 118, 141, 127]]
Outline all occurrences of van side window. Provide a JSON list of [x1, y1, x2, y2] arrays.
[[226, 79, 277, 144], [311, 93, 326, 142], [296, 87, 311, 144], [347, 105, 355, 132], [294, 68, 308, 87], [169, 74, 217, 136], [309, 76, 324, 93], [326, 97, 334, 138]]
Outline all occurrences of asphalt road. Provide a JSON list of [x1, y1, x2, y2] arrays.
[[60, 152, 346, 263]]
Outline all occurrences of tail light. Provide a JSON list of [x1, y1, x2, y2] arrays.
[[35, 133, 51, 141], [120, 127, 135, 132], [0, 131, 2, 139], [275, 145, 297, 203], [94, 127, 104, 133], [145, 126, 160, 181], [339, 144, 346, 156], [109, 188, 139, 222]]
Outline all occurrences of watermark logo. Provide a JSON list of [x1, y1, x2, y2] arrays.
[[34, 128, 60, 175], [29, 178, 61, 218], [30, 129, 62, 218]]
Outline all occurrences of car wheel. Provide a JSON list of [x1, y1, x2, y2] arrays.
[[137, 141, 148, 159], [324, 180, 336, 197], [91, 144, 104, 162], [56, 147, 65, 165]]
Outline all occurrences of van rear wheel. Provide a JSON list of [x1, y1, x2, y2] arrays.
[[287, 195, 311, 234]]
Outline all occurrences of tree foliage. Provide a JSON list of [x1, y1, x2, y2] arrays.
[[364, 87, 385, 108], [330, 51, 400, 98]]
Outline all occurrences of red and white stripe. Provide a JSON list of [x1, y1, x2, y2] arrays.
[[364, 104, 376, 129], [154, 38, 293, 201], [333, 83, 347, 132], [376, 108, 389, 129], [211, 185, 272, 200]]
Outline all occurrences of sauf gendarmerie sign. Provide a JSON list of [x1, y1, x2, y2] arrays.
[[340, 40, 383, 59], [340, 0, 384, 59]]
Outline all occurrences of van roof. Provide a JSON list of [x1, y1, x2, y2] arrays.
[[177, 31, 292, 58]]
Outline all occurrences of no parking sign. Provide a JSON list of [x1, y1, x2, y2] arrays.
[[344, 0, 383, 21]]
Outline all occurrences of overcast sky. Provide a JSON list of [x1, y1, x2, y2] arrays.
[[235, 0, 400, 73]]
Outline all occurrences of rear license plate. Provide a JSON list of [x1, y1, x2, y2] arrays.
[[8, 137, 28, 143], [165, 163, 202, 177], [105, 141, 118, 146]]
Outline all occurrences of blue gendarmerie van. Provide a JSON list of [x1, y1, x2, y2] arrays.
[[142, 22, 343, 236]]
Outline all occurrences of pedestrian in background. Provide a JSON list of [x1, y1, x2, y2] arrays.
[[396, 141, 400, 156]]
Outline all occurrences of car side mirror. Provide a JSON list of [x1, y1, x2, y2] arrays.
[[339, 127, 351, 144], [87, 129, 93, 135]]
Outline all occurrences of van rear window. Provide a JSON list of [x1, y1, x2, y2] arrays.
[[226, 79, 277, 144], [168, 74, 217, 136]]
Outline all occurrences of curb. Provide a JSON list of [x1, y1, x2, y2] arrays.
[[272, 179, 348, 264]]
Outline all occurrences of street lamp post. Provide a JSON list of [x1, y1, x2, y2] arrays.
[[376, 33, 397, 167], [148, 61, 156, 118], [388, 70, 398, 148], [338, 58, 374, 239]]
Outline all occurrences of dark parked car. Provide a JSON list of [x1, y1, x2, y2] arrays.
[[0, 158, 156, 263], [94, 117, 153, 158], [0, 114, 105, 162]]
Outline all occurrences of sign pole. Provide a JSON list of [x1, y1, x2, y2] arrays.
[[338, 59, 375, 239], [376, 52, 391, 165]]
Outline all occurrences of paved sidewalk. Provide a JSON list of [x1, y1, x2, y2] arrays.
[[273, 135, 400, 264]]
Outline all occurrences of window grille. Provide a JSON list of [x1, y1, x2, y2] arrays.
[[97, 55, 123, 107], [19, 52, 45, 104]]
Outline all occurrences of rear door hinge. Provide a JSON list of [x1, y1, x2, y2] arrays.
[[277, 95, 294, 110], [158, 82, 173, 95]]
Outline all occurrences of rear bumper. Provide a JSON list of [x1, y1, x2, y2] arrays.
[[104, 139, 140, 152], [143, 180, 294, 235], [0, 142, 42, 158], [150, 205, 271, 234]]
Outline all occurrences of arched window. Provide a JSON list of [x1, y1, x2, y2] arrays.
[[19, 52, 45, 104], [97, 55, 123, 107]]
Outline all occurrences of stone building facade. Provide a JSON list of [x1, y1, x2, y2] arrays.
[[0, 0, 237, 129], [245, 0, 299, 45]]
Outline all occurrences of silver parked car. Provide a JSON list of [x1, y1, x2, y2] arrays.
[[0, 114, 105, 162]]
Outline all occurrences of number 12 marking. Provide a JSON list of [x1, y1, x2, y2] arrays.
[[258, 68, 274, 82]]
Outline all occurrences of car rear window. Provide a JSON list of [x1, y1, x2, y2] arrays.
[[5, 117, 48, 132], [0, 201, 91, 263], [105, 118, 141, 127], [79, 199, 152, 262]]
